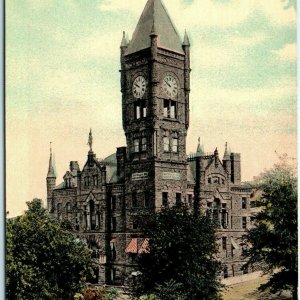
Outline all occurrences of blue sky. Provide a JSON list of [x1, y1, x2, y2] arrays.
[[6, 0, 297, 216]]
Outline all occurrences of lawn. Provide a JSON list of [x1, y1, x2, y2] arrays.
[[222, 275, 292, 300]]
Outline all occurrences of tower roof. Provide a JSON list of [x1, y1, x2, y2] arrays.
[[223, 142, 230, 160], [126, 0, 184, 55], [183, 30, 190, 46], [47, 142, 56, 178], [196, 137, 205, 156]]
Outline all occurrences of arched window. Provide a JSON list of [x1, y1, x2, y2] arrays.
[[66, 202, 72, 221], [57, 203, 62, 221], [89, 200, 96, 230]]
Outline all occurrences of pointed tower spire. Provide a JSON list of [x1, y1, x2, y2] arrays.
[[183, 29, 190, 46], [196, 137, 205, 156], [120, 31, 127, 47], [126, 0, 184, 55], [223, 142, 230, 160], [47, 142, 56, 178]]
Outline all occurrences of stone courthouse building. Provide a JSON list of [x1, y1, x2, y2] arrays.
[[46, 0, 254, 285]]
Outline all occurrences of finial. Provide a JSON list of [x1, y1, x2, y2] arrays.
[[196, 137, 205, 156], [215, 147, 219, 167], [50, 141, 52, 155], [121, 31, 127, 47], [150, 19, 157, 36], [214, 148, 219, 156], [87, 129, 93, 152], [183, 29, 190, 46]]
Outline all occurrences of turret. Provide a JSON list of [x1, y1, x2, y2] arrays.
[[223, 142, 231, 180], [46, 142, 56, 210]]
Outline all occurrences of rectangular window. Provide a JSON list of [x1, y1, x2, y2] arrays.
[[250, 200, 256, 208], [111, 195, 116, 211], [144, 192, 150, 208], [221, 211, 227, 228], [135, 103, 141, 119], [163, 100, 177, 118], [132, 192, 138, 208], [133, 220, 138, 230], [172, 138, 178, 153], [242, 197, 247, 209], [163, 100, 169, 117], [242, 217, 247, 229], [170, 101, 176, 118], [163, 137, 170, 152], [231, 245, 235, 258], [188, 194, 193, 207], [222, 237, 227, 250], [142, 103, 147, 118], [162, 192, 168, 207], [141, 137, 147, 152], [176, 193, 181, 206], [134, 139, 139, 153], [111, 217, 116, 232]]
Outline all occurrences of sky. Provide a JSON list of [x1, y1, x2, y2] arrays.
[[6, 0, 297, 217]]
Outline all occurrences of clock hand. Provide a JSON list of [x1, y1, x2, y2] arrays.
[[164, 80, 171, 88]]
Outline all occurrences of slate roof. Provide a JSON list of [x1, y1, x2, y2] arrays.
[[103, 153, 119, 183], [47, 153, 56, 178], [126, 0, 184, 55]]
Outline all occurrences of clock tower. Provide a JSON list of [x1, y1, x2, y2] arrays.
[[120, 0, 191, 230]]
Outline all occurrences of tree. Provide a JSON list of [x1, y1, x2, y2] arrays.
[[243, 156, 297, 299], [6, 198, 94, 300], [132, 205, 222, 300]]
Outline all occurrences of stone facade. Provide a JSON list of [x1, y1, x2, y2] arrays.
[[46, 0, 254, 285]]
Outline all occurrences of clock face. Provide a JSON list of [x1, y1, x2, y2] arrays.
[[162, 75, 178, 99], [132, 76, 147, 98]]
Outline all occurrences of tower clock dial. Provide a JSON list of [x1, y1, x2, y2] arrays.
[[162, 75, 178, 99], [132, 76, 147, 99]]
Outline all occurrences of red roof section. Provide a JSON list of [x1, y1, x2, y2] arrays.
[[138, 238, 149, 254], [125, 238, 149, 254], [125, 238, 138, 253]]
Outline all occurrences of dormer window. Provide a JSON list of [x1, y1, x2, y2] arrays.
[[65, 178, 72, 188]]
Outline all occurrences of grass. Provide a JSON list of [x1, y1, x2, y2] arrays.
[[222, 275, 292, 300]]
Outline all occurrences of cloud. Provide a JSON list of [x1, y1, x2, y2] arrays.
[[71, 31, 122, 61], [275, 43, 297, 60], [97, 0, 145, 16]]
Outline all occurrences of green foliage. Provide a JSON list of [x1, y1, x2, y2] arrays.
[[75, 287, 118, 300], [132, 205, 222, 300], [154, 280, 186, 300], [6, 198, 94, 300], [244, 157, 297, 299]]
